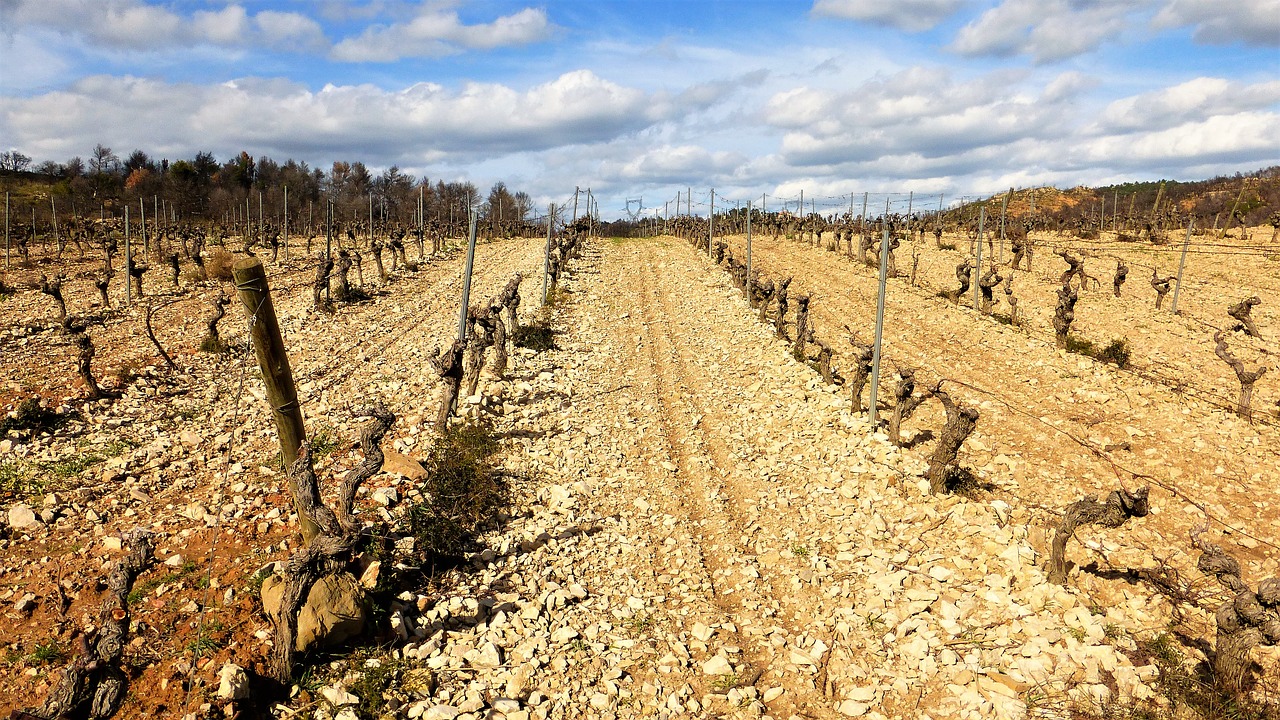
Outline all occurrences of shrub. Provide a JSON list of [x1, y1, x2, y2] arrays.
[[206, 249, 236, 281], [1095, 339, 1131, 368], [513, 314, 557, 352], [1065, 336, 1131, 369], [407, 420, 506, 567]]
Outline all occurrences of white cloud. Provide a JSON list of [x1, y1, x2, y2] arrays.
[[1079, 112, 1280, 168], [1153, 0, 1280, 46], [952, 0, 1152, 62], [1098, 77, 1280, 132], [614, 146, 746, 183], [330, 5, 554, 61], [810, 0, 968, 32], [764, 67, 1080, 168], [1, 0, 324, 52], [0, 71, 668, 166]]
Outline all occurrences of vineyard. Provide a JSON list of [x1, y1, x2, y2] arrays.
[[1, 173, 1278, 720]]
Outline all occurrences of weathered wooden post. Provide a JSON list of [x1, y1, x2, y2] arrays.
[[868, 197, 892, 426], [4, 191, 8, 270], [231, 257, 321, 543], [139, 197, 147, 255], [1170, 217, 1194, 314], [283, 184, 289, 261]]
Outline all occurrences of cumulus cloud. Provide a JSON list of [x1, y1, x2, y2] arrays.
[[0, 71, 669, 166], [810, 0, 968, 32], [1097, 77, 1280, 133], [1, 0, 326, 52], [330, 5, 554, 61], [614, 146, 746, 184], [952, 0, 1151, 62], [1153, 0, 1280, 46], [764, 67, 1083, 168]]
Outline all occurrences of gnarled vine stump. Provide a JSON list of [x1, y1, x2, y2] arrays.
[[978, 266, 1002, 315], [941, 260, 973, 304], [313, 254, 334, 313], [1214, 330, 1267, 422], [433, 340, 466, 433], [1191, 527, 1280, 695], [926, 383, 978, 494], [1228, 296, 1262, 338], [40, 275, 67, 322], [269, 404, 394, 684], [1046, 486, 1149, 584], [1053, 282, 1079, 349], [889, 369, 933, 446], [774, 277, 792, 340], [25, 529, 155, 719], [792, 294, 811, 357], [847, 338, 875, 414], [1113, 260, 1128, 297], [1151, 269, 1174, 310]]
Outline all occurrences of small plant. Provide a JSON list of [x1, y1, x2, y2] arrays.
[[103, 437, 135, 458], [347, 657, 406, 718], [513, 316, 557, 352], [792, 545, 810, 558], [711, 673, 740, 693], [29, 641, 64, 665], [1064, 335, 1095, 356], [623, 613, 655, 634], [1095, 339, 1131, 368], [186, 628, 226, 658], [0, 460, 43, 499], [308, 426, 339, 457], [40, 452, 103, 479], [1064, 336, 1131, 369]]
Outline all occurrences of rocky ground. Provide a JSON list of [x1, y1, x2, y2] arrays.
[[1, 228, 1277, 720]]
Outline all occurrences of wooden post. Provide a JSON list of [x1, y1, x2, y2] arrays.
[[543, 203, 554, 306], [4, 191, 9, 271], [231, 257, 321, 544], [283, 185, 289, 261], [572, 186, 579, 225], [1171, 217, 1194, 314], [139, 197, 147, 255], [868, 197, 892, 426], [307, 201, 313, 255]]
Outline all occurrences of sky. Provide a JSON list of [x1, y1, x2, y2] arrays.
[[1, 0, 1278, 219]]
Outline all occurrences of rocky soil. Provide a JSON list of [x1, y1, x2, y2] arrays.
[[1, 228, 1277, 720]]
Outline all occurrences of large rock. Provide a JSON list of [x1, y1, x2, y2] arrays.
[[7, 505, 40, 530], [261, 572, 366, 652], [216, 662, 250, 700], [382, 449, 428, 481]]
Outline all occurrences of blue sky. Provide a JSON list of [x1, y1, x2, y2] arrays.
[[1, 0, 1278, 218]]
